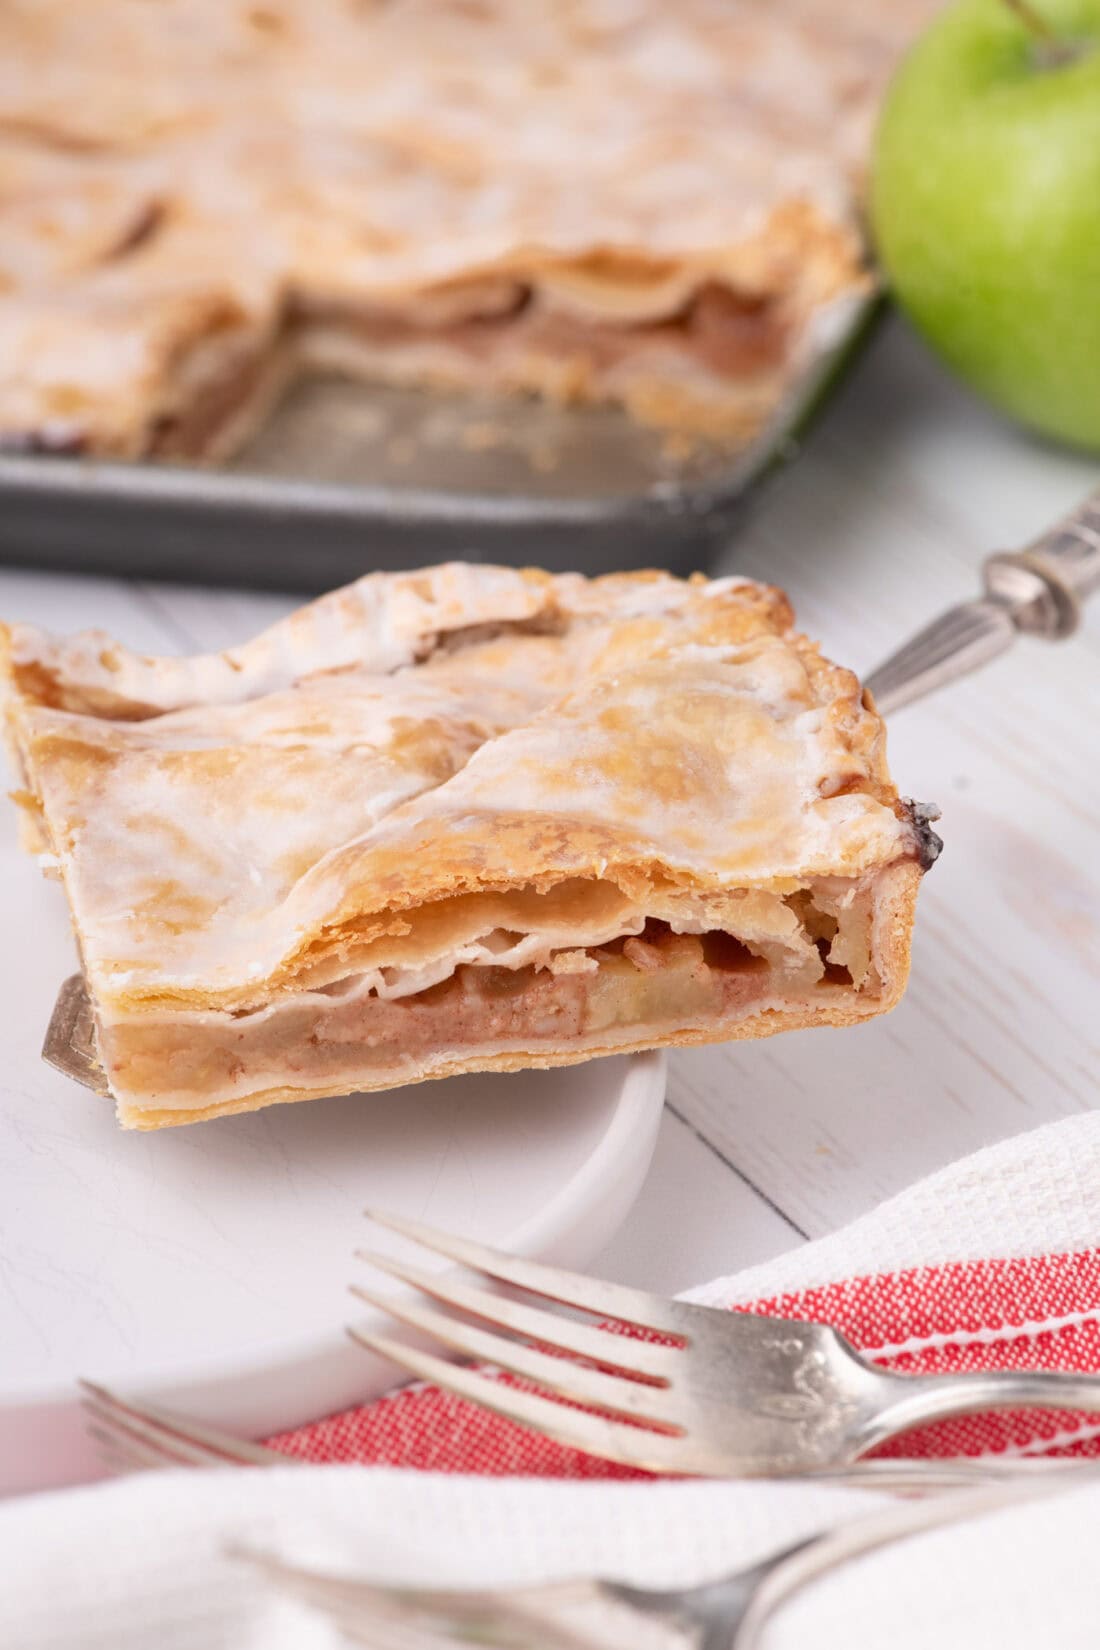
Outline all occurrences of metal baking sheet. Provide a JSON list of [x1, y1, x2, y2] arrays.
[[0, 298, 878, 593]]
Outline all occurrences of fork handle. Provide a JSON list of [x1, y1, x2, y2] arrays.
[[866, 1368, 1100, 1452], [734, 1462, 1100, 1650]]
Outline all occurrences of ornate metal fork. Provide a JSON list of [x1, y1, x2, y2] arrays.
[[238, 1469, 1098, 1650], [864, 487, 1100, 713], [80, 1381, 1094, 1650], [347, 1208, 1100, 1477]]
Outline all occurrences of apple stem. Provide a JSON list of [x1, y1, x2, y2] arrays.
[[1000, 0, 1056, 40], [1000, 0, 1086, 67]]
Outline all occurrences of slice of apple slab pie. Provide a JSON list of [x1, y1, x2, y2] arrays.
[[2, 565, 939, 1129]]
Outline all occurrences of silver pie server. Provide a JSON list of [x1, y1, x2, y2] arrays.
[[864, 486, 1100, 714]]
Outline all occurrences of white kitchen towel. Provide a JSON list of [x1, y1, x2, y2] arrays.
[[5, 1463, 1100, 1648], [7, 1111, 1100, 1647]]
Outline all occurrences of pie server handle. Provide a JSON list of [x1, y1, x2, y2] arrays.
[[863, 487, 1100, 715]]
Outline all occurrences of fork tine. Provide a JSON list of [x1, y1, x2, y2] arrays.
[[87, 1415, 212, 1472], [346, 1323, 694, 1474], [79, 1380, 284, 1469], [85, 1422, 165, 1474], [240, 1545, 484, 1623], [238, 1552, 419, 1646], [276, 1576, 460, 1650], [87, 1418, 245, 1480], [237, 1545, 609, 1650], [349, 1278, 682, 1430], [354, 1249, 679, 1381], [82, 1392, 232, 1470], [364, 1208, 687, 1336]]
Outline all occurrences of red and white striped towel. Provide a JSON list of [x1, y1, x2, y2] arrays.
[[269, 1111, 1100, 1472], [8, 1115, 1100, 1650]]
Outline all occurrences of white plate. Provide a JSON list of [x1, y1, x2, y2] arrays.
[[0, 819, 667, 1497]]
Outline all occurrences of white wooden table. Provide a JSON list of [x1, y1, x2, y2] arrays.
[[2, 314, 1097, 1301]]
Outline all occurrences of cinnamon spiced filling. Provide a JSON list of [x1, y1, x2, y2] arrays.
[[97, 899, 875, 1112], [300, 280, 791, 382], [13, 281, 791, 464], [147, 342, 285, 460]]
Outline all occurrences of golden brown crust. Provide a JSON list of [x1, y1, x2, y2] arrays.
[[3, 564, 931, 1126], [5, 567, 915, 1008]]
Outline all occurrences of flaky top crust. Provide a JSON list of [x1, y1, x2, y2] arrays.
[[3, 565, 923, 1010], [0, 0, 941, 452]]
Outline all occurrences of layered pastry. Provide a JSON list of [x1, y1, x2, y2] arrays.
[[0, 0, 939, 458], [2, 564, 940, 1128]]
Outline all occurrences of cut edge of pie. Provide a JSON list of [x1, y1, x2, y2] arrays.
[[1, 201, 871, 463], [107, 863, 924, 1131], [1, 564, 940, 1129]]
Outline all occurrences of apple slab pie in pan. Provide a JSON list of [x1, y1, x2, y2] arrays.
[[0, 0, 940, 461], [2, 565, 940, 1129]]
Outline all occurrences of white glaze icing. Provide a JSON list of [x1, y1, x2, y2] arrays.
[[4, 565, 917, 1012]]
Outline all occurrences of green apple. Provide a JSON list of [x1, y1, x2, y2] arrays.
[[871, 0, 1100, 451]]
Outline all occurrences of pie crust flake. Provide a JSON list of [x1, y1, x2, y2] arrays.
[[2, 564, 939, 1128], [0, 0, 940, 458]]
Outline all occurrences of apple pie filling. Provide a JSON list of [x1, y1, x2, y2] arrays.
[[300, 277, 795, 433], [73, 279, 795, 463], [96, 875, 889, 1118]]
